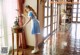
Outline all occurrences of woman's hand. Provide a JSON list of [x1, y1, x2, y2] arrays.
[[21, 14, 25, 17]]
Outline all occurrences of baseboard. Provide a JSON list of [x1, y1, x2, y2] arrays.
[[26, 45, 34, 49], [26, 40, 44, 48]]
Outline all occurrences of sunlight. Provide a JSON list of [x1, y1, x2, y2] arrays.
[[3, 0, 18, 49]]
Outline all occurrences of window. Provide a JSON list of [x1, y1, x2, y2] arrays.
[[43, 0, 58, 38], [0, 0, 18, 53], [0, 1, 3, 38], [5, 0, 18, 47], [0, 0, 5, 53], [72, 0, 80, 22], [71, 0, 80, 51], [43, 0, 51, 37], [52, 3, 58, 31]]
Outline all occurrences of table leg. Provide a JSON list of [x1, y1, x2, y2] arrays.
[[16, 33, 19, 55], [22, 32, 24, 55], [12, 33, 14, 55]]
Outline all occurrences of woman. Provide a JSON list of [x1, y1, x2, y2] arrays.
[[22, 5, 40, 53]]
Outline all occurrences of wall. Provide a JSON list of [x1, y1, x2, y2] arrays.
[[24, 0, 43, 46], [38, 0, 44, 35], [37, 0, 44, 43]]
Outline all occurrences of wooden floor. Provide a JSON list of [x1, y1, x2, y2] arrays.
[[10, 23, 80, 55]]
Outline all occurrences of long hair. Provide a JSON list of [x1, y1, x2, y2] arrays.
[[25, 5, 37, 17]]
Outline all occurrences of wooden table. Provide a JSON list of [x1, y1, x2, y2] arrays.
[[11, 26, 24, 55]]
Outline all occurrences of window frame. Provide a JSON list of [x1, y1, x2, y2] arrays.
[[43, 0, 58, 38]]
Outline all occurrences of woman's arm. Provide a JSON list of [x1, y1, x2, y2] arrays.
[[23, 18, 31, 27], [22, 14, 32, 27], [22, 14, 28, 18]]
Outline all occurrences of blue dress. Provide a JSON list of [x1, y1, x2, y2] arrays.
[[28, 11, 40, 34]]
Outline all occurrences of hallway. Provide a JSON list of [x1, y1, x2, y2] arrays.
[[43, 23, 80, 55]]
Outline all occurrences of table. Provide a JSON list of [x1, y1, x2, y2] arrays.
[[11, 27, 24, 55]]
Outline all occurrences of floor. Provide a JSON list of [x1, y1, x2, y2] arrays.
[[10, 23, 80, 55], [56, 23, 80, 55]]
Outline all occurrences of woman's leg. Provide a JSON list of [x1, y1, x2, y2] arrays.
[[34, 34, 38, 48], [31, 34, 39, 53]]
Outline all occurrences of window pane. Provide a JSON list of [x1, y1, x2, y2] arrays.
[[78, 18, 80, 21], [55, 23, 57, 29], [73, 4, 77, 8], [49, 0, 51, 7], [79, 4, 80, 8], [53, 4, 57, 8], [73, 18, 76, 21], [73, 9, 77, 12], [53, 9, 56, 15], [44, 18, 47, 27], [53, 4, 55, 7], [45, 8, 47, 16], [48, 8, 51, 16], [56, 9, 57, 15], [53, 17, 55, 23], [78, 9, 80, 13], [48, 26, 50, 34], [45, 1, 47, 6], [0, 19, 2, 26], [48, 17, 50, 25], [78, 13, 80, 17], [73, 13, 76, 17], [0, 28, 4, 37], [54, 16, 57, 22], [0, 1, 4, 37], [53, 24, 55, 31], [53, 9, 57, 15], [0, 5, 2, 26], [43, 28, 47, 37]]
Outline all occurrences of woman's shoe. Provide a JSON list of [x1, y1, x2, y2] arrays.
[[31, 48, 39, 54]]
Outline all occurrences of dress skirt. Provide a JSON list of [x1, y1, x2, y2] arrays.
[[31, 19, 40, 34]]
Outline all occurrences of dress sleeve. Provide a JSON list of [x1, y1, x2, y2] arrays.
[[28, 12, 33, 17]]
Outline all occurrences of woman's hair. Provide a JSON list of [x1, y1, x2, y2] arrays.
[[25, 5, 37, 16]]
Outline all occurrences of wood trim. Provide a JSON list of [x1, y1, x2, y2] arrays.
[[47, 0, 49, 35], [50, 0, 53, 37], [72, 21, 80, 23], [37, 0, 39, 19], [50, 1, 80, 4], [76, 0, 79, 22], [71, 0, 74, 22]]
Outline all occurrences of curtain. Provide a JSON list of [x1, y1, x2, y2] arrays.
[[17, 0, 27, 48]]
